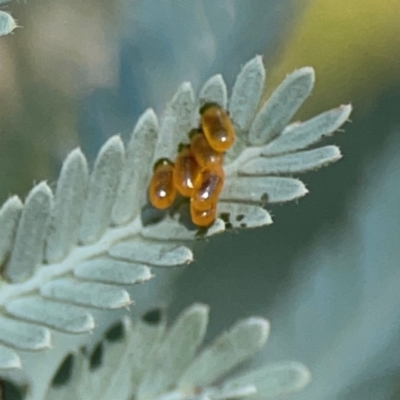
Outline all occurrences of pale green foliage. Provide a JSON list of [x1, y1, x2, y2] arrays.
[[0, 55, 351, 399], [45, 304, 311, 400]]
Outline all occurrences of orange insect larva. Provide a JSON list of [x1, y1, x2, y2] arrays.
[[191, 164, 225, 211], [173, 146, 200, 197], [148, 159, 177, 209], [190, 202, 216, 227], [190, 131, 224, 167], [200, 104, 235, 152]]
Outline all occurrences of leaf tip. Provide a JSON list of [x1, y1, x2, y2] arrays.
[[250, 54, 264, 69], [5, 195, 23, 210], [27, 181, 53, 203], [0, 11, 17, 37], [339, 103, 353, 123], [245, 317, 270, 345], [188, 303, 210, 318]]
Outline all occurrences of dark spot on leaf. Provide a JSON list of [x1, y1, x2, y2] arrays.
[[142, 308, 163, 325], [219, 212, 230, 223], [89, 342, 103, 370], [236, 214, 244, 222], [260, 193, 269, 206], [0, 379, 27, 400], [141, 204, 166, 226], [105, 320, 125, 342], [51, 354, 74, 387]]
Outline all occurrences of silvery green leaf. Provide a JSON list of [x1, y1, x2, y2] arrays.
[[229, 56, 265, 132], [178, 317, 270, 389], [40, 278, 132, 309], [43, 305, 311, 400], [199, 74, 228, 109], [88, 321, 138, 400], [0, 315, 51, 350], [130, 318, 167, 391], [153, 83, 195, 162], [0, 11, 16, 37], [220, 177, 308, 203], [79, 136, 125, 244], [227, 56, 265, 162], [248, 67, 315, 145], [142, 216, 226, 241], [142, 217, 199, 241], [5, 296, 95, 333], [46, 148, 89, 263], [138, 304, 209, 400], [74, 258, 153, 285], [45, 317, 166, 400], [0, 344, 20, 370], [217, 203, 272, 229], [239, 146, 341, 175], [262, 104, 352, 156], [205, 218, 226, 237], [112, 109, 159, 225], [224, 361, 312, 399], [109, 239, 193, 267], [46, 318, 160, 400], [0, 55, 350, 380], [5, 182, 53, 283], [0, 196, 22, 266]]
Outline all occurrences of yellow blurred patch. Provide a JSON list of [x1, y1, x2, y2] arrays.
[[265, 0, 400, 118]]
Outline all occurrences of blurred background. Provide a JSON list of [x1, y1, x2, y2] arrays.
[[1, 0, 400, 399]]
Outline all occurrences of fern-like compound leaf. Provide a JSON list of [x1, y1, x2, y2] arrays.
[[0, 56, 351, 376], [44, 304, 310, 400]]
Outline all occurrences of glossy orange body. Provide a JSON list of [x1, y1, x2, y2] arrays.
[[148, 159, 176, 209], [173, 147, 200, 197], [190, 132, 224, 167], [191, 164, 225, 211], [200, 105, 235, 152], [190, 202, 216, 227]]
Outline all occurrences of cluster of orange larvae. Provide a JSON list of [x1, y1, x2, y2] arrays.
[[148, 103, 235, 227]]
